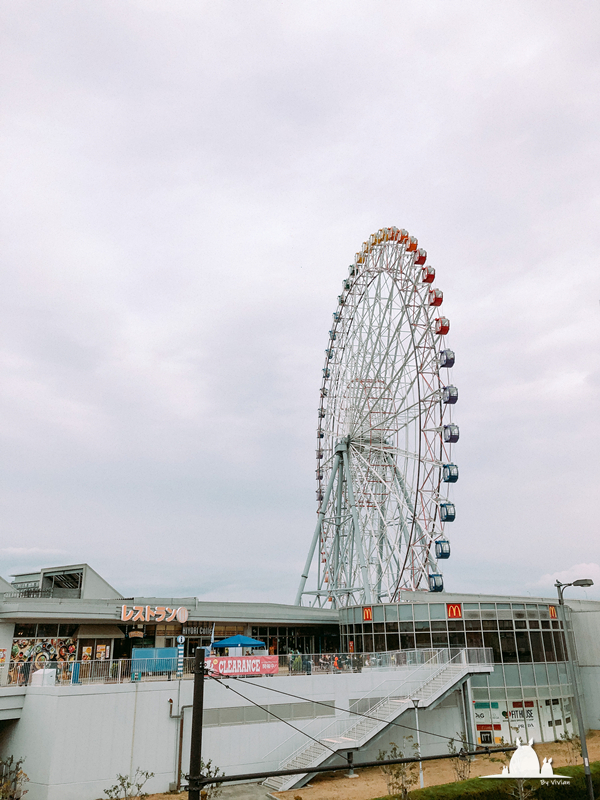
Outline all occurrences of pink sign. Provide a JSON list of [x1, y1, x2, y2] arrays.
[[207, 656, 279, 677]]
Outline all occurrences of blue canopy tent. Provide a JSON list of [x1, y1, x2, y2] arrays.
[[211, 635, 265, 649]]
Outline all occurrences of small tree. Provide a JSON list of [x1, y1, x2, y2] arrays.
[[377, 738, 419, 799], [189, 758, 223, 799], [104, 768, 154, 799], [559, 730, 582, 765], [447, 731, 471, 781], [0, 756, 29, 799]]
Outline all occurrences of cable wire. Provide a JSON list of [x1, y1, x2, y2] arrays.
[[208, 668, 479, 749], [207, 673, 345, 759]]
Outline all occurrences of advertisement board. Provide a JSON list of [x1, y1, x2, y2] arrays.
[[207, 655, 279, 676]]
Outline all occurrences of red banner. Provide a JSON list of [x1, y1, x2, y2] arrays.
[[207, 655, 279, 677]]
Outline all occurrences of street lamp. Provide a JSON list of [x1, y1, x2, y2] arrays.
[[412, 698, 424, 789], [555, 578, 595, 800]]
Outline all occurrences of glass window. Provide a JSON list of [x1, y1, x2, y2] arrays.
[[431, 621, 446, 631], [354, 635, 363, 653], [481, 603, 495, 610], [496, 603, 511, 609], [387, 633, 399, 651], [558, 663, 569, 684], [466, 631, 483, 648], [547, 663, 559, 684], [414, 605, 429, 621], [415, 633, 432, 648], [530, 631, 544, 662], [511, 604, 525, 610], [500, 632, 518, 663], [516, 632, 532, 662], [449, 632, 466, 648], [364, 633, 373, 652], [553, 631, 566, 662], [498, 620, 513, 630], [464, 603, 479, 610], [385, 605, 399, 621], [519, 664, 535, 686], [432, 633, 449, 646], [470, 674, 488, 688], [539, 607, 550, 620], [482, 620, 497, 630], [374, 634, 386, 652], [37, 624, 58, 638], [543, 632, 556, 662], [59, 624, 78, 637], [415, 621, 430, 631], [373, 605, 385, 622], [400, 634, 415, 650], [503, 665, 520, 686], [515, 620, 527, 629], [541, 620, 550, 629], [448, 620, 464, 631], [399, 622, 413, 632], [14, 624, 36, 637], [429, 604, 445, 620], [483, 631, 501, 662], [399, 604, 413, 621], [488, 665, 505, 687], [386, 622, 398, 632], [374, 623, 385, 633], [465, 620, 481, 630], [534, 663, 548, 685]]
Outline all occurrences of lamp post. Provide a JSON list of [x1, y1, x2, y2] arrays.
[[412, 698, 424, 789], [555, 578, 594, 800]]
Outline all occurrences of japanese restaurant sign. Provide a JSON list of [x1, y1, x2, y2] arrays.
[[120, 605, 189, 623], [207, 655, 279, 676]]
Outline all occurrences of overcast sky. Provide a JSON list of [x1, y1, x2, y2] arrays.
[[1, 1, 599, 604]]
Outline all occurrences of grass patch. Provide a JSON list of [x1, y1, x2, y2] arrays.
[[371, 761, 600, 799]]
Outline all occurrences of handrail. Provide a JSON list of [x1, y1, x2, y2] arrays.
[[263, 647, 492, 769]]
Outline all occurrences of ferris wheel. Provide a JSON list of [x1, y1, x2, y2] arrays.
[[296, 227, 458, 608]]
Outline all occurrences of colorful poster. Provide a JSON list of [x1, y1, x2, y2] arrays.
[[96, 645, 109, 660], [207, 655, 279, 676], [0, 649, 6, 664], [81, 646, 93, 661]]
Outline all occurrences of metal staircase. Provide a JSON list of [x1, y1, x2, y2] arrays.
[[263, 648, 492, 792]]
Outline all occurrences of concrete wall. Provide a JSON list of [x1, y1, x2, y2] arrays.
[[0, 667, 468, 800]]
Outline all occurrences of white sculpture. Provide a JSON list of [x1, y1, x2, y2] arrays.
[[481, 738, 566, 782]]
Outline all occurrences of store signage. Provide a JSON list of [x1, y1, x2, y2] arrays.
[[349, 640, 354, 653], [549, 606, 557, 619], [447, 603, 462, 619], [183, 626, 213, 636], [129, 631, 143, 638], [120, 605, 189, 623], [207, 655, 279, 677], [363, 607, 373, 621]]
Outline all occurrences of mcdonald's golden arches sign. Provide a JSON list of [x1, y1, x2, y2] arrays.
[[363, 607, 373, 621], [446, 603, 462, 619]]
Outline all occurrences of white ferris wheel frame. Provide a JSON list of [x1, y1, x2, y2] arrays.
[[296, 227, 457, 608]]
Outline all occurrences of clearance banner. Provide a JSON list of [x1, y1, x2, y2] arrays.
[[207, 656, 279, 676], [447, 603, 462, 619]]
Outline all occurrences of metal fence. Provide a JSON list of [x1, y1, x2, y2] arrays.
[[2, 647, 493, 687]]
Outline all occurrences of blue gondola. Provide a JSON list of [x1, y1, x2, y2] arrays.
[[325, 348, 334, 358], [435, 539, 451, 559], [442, 463, 459, 483], [440, 502, 456, 522], [442, 385, 458, 404], [329, 331, 337, 340], [443, 424, 460, 443], [317, 429, 324, 439], [318, 408, 325, 419], [429, 573, 444, 592], [439, 349, 455, 368], [332, 312, 340, 321], [323, 368, 331, 378]]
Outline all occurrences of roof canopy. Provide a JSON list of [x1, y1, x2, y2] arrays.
[[211, 635, 265, 649]]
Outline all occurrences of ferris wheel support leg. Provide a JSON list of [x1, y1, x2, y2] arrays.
[[342, 449, 373, 605], [295, 453, 341, 606]]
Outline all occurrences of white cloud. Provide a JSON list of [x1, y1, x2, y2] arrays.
[[534, 564, 600, 597]]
